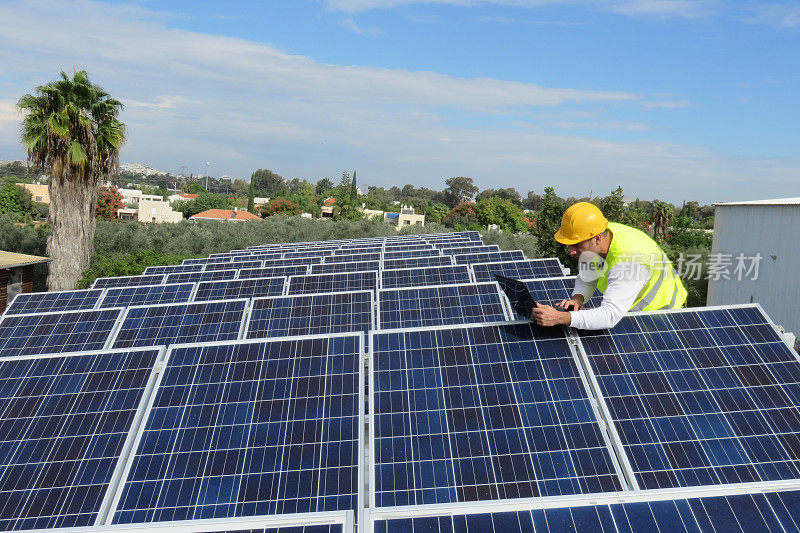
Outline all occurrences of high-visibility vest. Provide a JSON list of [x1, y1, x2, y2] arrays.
[[595, 222, 687, 311]]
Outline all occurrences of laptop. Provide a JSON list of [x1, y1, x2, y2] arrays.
[[494, 274, 574, 320]]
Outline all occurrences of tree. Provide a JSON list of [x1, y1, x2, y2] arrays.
[[474, 196, 528, 233], [533, 187, 568, 263], [175, 193, 231, 218], [316, 178, 333, 196], [652, 201, 674, 242], [0, 183, 28, 215], [365, 186, 392, 210], [266, 198, 302, 217], [96, 186, 124, 220], [18, 70, 126, 290], [231, 178, 249, 197], [600, 186, 626, 223], [247, 180, 255, 213], [475, 188, 522, 206], [442, 202, 480, 230], [251, 169, 285, 195], [339, 171, 351, 192], [185, 182, 207, 194], [350, 170, 358, 202], [426, 202, 449, 223], [443, 176, 479, 208]]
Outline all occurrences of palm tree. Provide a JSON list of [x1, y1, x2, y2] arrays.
[[18, 70, 126, 290], [652, 201, 674, 242]]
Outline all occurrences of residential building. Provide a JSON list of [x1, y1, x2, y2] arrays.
[[17, 183, 50, 204], [119, 162, 166, 176], [707, 197, 800, 341], [0, 251, 50, 312], [359, 204, 425, 230], [167, 193, 199, 203], [117, 198, 183, 223], [189, 208, 262, 222]]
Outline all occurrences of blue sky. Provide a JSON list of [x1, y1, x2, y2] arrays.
[[0, 0, 798, 203]]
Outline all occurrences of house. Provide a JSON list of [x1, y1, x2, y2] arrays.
[[117, 197, 183, 223], [167, 193, 199, 203], [189, 208, 262, 222], [0, 251, 50, 312], [359, 204, 425, 230], [17, 183, 50, 204]]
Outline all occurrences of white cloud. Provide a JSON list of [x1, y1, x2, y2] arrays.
[[340, 17, 386, 35], [606, 0, 715, 19], [747, 3, 800, 28]]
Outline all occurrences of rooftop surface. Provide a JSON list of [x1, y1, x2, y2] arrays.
[[0, 250, 50, 269], [189, 208, 261, 220], [714, 197, 800, 206]]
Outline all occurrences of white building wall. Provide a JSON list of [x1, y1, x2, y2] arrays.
[[707, 203, 800, 336]]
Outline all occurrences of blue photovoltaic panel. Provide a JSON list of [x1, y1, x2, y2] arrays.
[[4, 289, 103, 315], [98, 283, 195, 309], [111, 299, 248, 349], [311, 261, 381, 274], [235, 253, 283, 261], [383, 249, 440, 261], [246, 291, 373, 340], [283, 250, 335, 259], [194, 277, 286, 301], [579, 305, 800, 490], [454, 251, 526, 265], [334, 247, 383, 255], [378, 283, 508, 330], [501, 277, 603, 320], [204, 261, 263, 271], [112, 335, 362, 524], [92, 274, 166, 289], [433, 239, 479, 248], [261, 257, 323, 267], [288, 271, 378, 295], [372, 322, 623, 507], [371, 488, 800, 532], [324, 253, 382, 264], [380, 265, 471, 289], [383, 244, 434, 252], [382, 256, 454, 270], [471, 259, 564, 282], [183, 257, 232, 265], [0, 308, 122, 358], [165, 270, 238, 284], [0, 348, 160, 531], [239, 265, 310, 279], [143, 264, 204, 276], [438, 244, 500, 254]]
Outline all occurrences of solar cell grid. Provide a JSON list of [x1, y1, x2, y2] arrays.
[[234, 253, 283, 262], [143, 264, 204, 276], [440, 245, 502, 256], [92, 274, 166, 290], [0, 347, 161, 531], [311, 261, 381, 274], [471, 259, 565, 283], [246, 291, 374, 341], [98, 283, 196, 309], [382, 244, 435, 252], [578, 304, 800, 491], [377, 282, 509, 330], [382, 250, 441, 261], [370, 486, 800, 533], [0, 308, 123, 358], [287, 271, 378, 295], [165, 270, 239, 284], [453, 250, 526, 265], [381, 256, 454, 270], [515, 277, 603, 316], [3, 289, 103, 315], [110, 299, 248, 349], [370, 321, 624, 508], [204, 261, 263, 271], [239, 265, 310, 279], [261, 258, 323, 268], [110, 335, 363, 524], [283, 250, 335, 260], [380, 265, 471, 289], [333, 247, 383, 255], [193, 277, 286, 302], [183, 258, 233, 266], [324, 253, 381, 264]]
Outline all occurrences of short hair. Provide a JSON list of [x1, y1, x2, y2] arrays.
[[600, 228, 610, 238]]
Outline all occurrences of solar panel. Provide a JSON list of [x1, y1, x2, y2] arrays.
[[110, 334, 363, 524], [578, 304, 800, 490], [204, 260, 263, 271], [380, 265, 471, 289], [324, 253, 382, 264], [236, 253, 283, 261], [239, 265, 310, 279], [383, 244, 435, 252], [0, 308, 123, 358], [437, 243, 499, 252], [74, 513, 353, 532], [246, 291, 374, 340], [381, 256, 454, 270], [441, 245, 502, 256], [262, 257, 323, 267], [471, 259, 565, 282], [91, 274, 166, 290], [0, 347, 161, 531], [4, 289, 104, 315], [371, 321, 624, 508], [454, 250, 526, 265], [182, 257, 232, 265], [283, 250, 336, 260], [369, 485, 800, 533], [194, 277, 286, 301], [334, 247, 383, 255], [288, 271, 378, 295], [382, 250, 441, 261], [165, 270, 238, 284], [377, 282, 509, 330], [143, 264, 204, 275], [98, 283, 196, 309], [517, 276, 603, 312], [110, 299, 248, 349], [311, 261, 381, 274]]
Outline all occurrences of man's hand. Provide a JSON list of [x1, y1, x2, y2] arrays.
[[556, 295, 585, 311], [531, 304, 572, 327]]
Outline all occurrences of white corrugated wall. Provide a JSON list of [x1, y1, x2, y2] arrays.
[[708, 204, 800, 336]]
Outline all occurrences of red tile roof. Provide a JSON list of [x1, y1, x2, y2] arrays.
[[179, 193, 199, 199], [189, 209, 262, 221]]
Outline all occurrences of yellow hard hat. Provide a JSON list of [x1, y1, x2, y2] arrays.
[[554, 202, 609, 245]]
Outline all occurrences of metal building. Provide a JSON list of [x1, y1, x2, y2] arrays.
[[707, 197, 800, 339]]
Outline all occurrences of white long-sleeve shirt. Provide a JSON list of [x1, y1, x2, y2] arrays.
[[568, 261, 650, 330]]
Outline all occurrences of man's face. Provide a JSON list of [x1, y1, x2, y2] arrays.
[[567, 234, 601, 259]]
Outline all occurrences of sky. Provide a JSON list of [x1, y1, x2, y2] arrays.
[[0, 0, 798, 204]]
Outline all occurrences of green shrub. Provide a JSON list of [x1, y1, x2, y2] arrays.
[[76, 250, 188, 289]]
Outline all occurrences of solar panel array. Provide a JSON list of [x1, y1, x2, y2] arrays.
[[5, 229, 800, 533]]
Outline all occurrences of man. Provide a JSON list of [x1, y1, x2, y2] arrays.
[[532, 202, 687, 329]]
